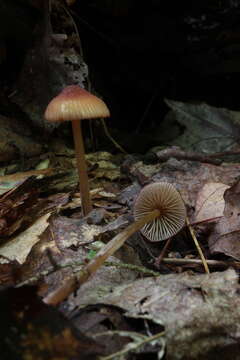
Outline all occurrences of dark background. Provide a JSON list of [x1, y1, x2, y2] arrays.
[[72, 0, 240, 132], [1, 0, 240, 142]]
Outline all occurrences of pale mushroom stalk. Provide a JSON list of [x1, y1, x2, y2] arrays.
[[71, 121, 92, 215]]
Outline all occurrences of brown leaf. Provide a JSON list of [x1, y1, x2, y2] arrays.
[[101, 269, 240, 360], [0, 177, 39, 238], [209, 179, 240, 259], [195, 182, 229, 222], [0, 213, 51, 265], [0, 261, 19, 288]]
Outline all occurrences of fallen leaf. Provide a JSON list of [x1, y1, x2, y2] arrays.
[[0, 213, 51, 264], [86, 151, 121, 180], [68, 257, 139, 311], [209, 179, 240, 259], [195, 182, 229, 222], [165, 99, 240, 152], [100, 269, 240, 360], [0, 176, 39, 237], [0, 168, 53, 184]]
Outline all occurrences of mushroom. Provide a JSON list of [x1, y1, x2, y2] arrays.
[[44, 181, 186, 305], [134, 182, 186, 241], [45, 85, 110, 216]]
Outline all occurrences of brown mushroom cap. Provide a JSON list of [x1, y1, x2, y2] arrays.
[[134, 182, 186, 241], [44, 85, 110, 122]]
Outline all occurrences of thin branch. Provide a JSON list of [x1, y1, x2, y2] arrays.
[[99, 330, 165, 360], [162, 257, 240, 268], [156, 147, 240, 165], [154, 237, 173, 268], [186, 217, 210, 274], [101, 119, 127, 154]]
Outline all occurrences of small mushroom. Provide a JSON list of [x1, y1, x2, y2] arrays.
[[44, 181, 186, 305], [45, 85, 110, 216], [134, 182, 186, 241]]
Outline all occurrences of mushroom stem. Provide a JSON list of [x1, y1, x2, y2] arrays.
[[84, 208, 160, 275], [44, 209, 160, 305], [71, 120, 92, 216]]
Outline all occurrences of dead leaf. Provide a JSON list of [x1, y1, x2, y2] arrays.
[[151, 159, 240, 209], [0, 213, 51, 264], [165, 99, 240, 152], [209, 179, 240, 259], [68, 257, 139, 311], [100, 269, 240, 360], [195, 182, 229, 222], [0, 176, 39, 237], [86, 152, 121, 180], [0, 168, 53, 183]]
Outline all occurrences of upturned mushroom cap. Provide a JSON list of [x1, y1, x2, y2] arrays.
[[134, 182, 186, 242], [45, 85, 110, 122]]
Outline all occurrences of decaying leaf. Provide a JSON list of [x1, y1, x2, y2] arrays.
[[0, 213, 51, 264], [51, 213, 129, 250], [208, 179, 240, 259], [117, 182, 141, 207], [100, 269, 240, 360], [195, 182, 229, 222], [51, 216, 103, 249], [17, 212, 132, 294], [151, 159, 240, 208], [0, 176, 39, 238], [86, 151, 121, 180], [68, 258, 139, 311], [165, 99, 240, 152]]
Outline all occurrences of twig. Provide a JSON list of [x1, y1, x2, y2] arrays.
[[70, 10, 118, 49], [208, 150, 240, 159], [186, 217, 210, 274], [154, 237, 172, 268], [135, 90, 158, 133], [162, 257, 240, 268], [101, 119, 127, 154], [157, 147, 240, 165], [99, 330, 165, 360], [61, 2, 84, 58]]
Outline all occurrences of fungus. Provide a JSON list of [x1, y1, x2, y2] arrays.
[[134, 182, 186, 241], [45, 85, 110, 216], [44, 182, 186, 305]]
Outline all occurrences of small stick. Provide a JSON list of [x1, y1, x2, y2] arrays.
[[161, 257, 240, 268], [186, 217, 210, 274], [154, 237, 173, 268], [101, 119, 127, 154], [156, 147, 221, 165], [99, 330, 165, 360], [157, 147, 240, 165]]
